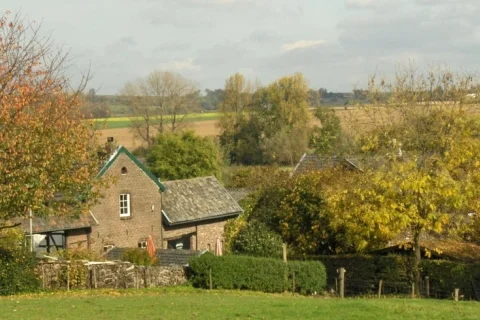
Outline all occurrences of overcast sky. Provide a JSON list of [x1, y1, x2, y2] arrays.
[[3, 0, 480, 94]]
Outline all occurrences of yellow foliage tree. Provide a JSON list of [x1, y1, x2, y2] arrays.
[[330, 66, 480, 292]]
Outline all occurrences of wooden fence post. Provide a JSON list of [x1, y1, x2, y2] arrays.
[[41, 264, 45, 289], [425, 276, 430, 298], [66, 264, 70, 291], [378, 280, 383, 299], [93, 265, 97, 289], [338, 268, 346, 299], [282, 244, 287, 263]]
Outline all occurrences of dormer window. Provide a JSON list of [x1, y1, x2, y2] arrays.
[[121, 167, 128, 175], [119, 193, 131, 217]]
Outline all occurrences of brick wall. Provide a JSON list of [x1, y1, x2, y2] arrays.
[[91, 153, 163, 252], [66, 228, 90, 249], [162, 218, 230, 252]]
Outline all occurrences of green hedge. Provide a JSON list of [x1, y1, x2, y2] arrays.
[[302, 254, 480, 300], [305, 255, 412, 285], [188, 254, 326, 295], [0, 248, 39, 295], [422, 260, 480, 299]]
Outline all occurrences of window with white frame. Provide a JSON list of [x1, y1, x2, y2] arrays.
[[119, 193, 131, 217]]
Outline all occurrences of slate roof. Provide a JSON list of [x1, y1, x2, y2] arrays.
[[162, 176, 243, 226], [105, 247, 203, 266], [292, 153, 361, 175], [226, 188, 253, 203], [16, 211, 98, 233]]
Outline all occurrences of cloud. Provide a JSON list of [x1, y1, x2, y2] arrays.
[[345, 0, 394, 9], [282, 40, 324, 52], [160, 58, 201, 71]]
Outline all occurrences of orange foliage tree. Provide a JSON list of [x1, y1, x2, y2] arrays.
[[0, 12, 104, 229]]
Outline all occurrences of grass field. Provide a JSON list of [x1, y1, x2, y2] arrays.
[[1, 288, 478, 320], [95, 112, 220, 129]]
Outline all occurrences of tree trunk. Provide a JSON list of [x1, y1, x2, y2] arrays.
[[413, 228, 422, 297]]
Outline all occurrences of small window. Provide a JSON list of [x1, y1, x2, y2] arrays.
[[138, 241, 147, 248], [119, 193, 131, 217], [121, 167, 128, 175]]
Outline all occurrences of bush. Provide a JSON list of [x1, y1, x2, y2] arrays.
[[188, 254, 326, 295], [303, 254, 480, 299], [0, 248, 39, 295], [121, 248, 156, 266], [421, 260, 480, 300], [288, 260, 326, 295], [231, 220, 283, 258]]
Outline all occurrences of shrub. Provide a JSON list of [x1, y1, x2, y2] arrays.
[[231, 220, 283, 258], [188, 254, 326, 295], [0, 248, 39, 295], [288, 260, 327, 295], [421, 260, 480, 300], [303, 254, 480, 299], [121, 248, 156, 266]]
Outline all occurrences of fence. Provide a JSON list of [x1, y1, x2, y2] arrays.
[[37, 260, 187, 290], [331, 267, 475, 300]]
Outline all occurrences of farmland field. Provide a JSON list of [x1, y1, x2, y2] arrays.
[[95, 112, 221, 129], [0, 288, 478, 320], [96, 104, 480, 151]]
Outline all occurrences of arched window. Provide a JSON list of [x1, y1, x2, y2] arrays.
[[121, 167, 128, 175]]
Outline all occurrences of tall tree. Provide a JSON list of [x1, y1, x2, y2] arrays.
[[219, 73, 312, 165], [328, 67, 480, 293], [218, 73, 262, 164], [120, 71, 199, 148], [146, 131, 222, 180], [0, 13, 104, 229], [260, 73, 312, 165]]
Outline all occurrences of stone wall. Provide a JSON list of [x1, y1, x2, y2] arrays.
[[37, 261, 187, 290]]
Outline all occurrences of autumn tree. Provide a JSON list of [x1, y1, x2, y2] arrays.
[[146, 131, 222, 180], [310, 107, 353, 156], [120, 71, 199, 148], [218, 73, 262, 164], [0, 13, 104, 229], [329, 67, 480, 293], [219, 73, 311, 165]]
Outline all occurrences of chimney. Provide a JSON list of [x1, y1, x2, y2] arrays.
[[105, 137, 116, 156]]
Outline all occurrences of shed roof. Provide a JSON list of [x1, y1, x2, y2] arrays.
[[162, 176, 243, 226], [17, 211, 98, 234]]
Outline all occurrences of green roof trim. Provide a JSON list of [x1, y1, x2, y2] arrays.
[[97, 146, 166, 192]]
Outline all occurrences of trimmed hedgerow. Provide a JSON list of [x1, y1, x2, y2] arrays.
[[188, 254, 326, 295], [301, 254, 480, 299], [421, 260, 480, 299], [287, 260, 326, 295]]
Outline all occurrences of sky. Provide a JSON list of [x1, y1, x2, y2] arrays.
[[3, 0, 480, 94]]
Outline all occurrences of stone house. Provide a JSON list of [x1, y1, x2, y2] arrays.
[[20, 146, 242, 254]]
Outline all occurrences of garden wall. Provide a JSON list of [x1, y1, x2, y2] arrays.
[[37, 261, 187, 290]]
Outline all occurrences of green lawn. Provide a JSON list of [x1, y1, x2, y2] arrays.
[[95, 112, 220, 129], [0, 287, 478, 320]]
